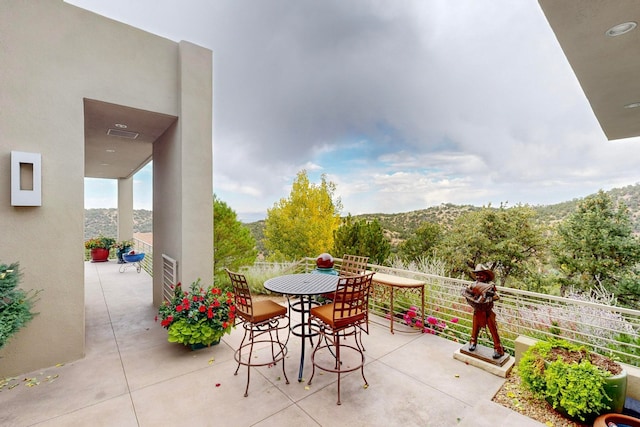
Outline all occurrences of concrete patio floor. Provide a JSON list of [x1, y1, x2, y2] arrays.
[[0, 261, 544, 426]]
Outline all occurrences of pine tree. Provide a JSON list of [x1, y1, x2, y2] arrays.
[[213, 196, 258, 286], [552, 190, 640, 306]]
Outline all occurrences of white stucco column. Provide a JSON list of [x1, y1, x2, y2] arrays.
[[152, 41, 213, 306], [117, 177, 134, 241]]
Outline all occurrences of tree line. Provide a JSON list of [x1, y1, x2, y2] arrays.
[[214, 171, 640, 308]]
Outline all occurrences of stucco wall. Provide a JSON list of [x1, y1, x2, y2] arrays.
[[0, 1, 212, 376], [152, 41, 213, 305]]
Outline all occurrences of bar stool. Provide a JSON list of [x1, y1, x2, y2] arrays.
[[307, 272, 374, 404], [225, 268, 290, 397]]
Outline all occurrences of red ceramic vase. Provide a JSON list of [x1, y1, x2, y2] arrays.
[[90, 248, 109, 263]]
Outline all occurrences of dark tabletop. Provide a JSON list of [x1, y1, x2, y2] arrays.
[[264, 273, 339, 296]]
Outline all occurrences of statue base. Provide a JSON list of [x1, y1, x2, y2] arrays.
[[454, 343, 514, 378], [460, 342, 510, 366]]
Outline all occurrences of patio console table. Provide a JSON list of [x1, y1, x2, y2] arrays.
[[371, 272, 426, 334], [264, 273, 339, 382]]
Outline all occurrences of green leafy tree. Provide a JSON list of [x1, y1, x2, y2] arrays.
[[333, 215, 391, 265], [398, 221, 442, 262], [264, 170, 342, 260], [436, 204, 547, 286], [213, 195, 258, 285], [552, 190, 640, 305]]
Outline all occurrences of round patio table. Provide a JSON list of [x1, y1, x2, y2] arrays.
[[264, 273, 339, 382]]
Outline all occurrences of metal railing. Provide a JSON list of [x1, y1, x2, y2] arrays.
[[291, 257, 640, 366], [132, 238, 153, 276], [118, 249, 640, 366]]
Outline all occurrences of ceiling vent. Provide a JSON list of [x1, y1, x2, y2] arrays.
[[107, 128, 139, 139]]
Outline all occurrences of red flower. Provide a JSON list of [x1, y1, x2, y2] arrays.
[[230, 306, 236, 312], [213, 300, 220, 307], [199, 305, 206, 313], [192, 295, 199, 302], [176, 305, 184, 312], [222, 322, 229, 329], [207, 307, 213, 319]]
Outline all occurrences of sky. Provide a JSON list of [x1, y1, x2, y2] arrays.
[[76, 0, 640, 222]]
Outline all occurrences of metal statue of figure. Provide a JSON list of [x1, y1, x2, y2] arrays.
[[462, 264, 505, 359]]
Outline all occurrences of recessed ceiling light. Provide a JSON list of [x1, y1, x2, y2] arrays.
[[624, 102, 640, 109], [606, 21, 637, 37], [100, 163, 110, 166], [114, 123, 128, 129], [106, 149, 116, 153]]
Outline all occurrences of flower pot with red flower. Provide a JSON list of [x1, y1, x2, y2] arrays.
[[84, 235, 116, 262], [156, 279, 236, 348]]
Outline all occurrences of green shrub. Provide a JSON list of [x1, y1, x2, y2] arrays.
[[518, 339, 617, 422], [0, 262, 40, 350], [544, 358, 610, 420]]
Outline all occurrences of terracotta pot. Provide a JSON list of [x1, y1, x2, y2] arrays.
[[593, 413, 640, 427], [90, 248, 109, 263]]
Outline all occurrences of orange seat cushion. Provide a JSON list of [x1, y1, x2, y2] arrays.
[[242, 300, 287, 323], [311, 302, 365, 330]]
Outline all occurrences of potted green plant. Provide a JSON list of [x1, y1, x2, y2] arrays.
[[84, 235, 116, 262], [114, 240, 133, 264], [156, 279, 236, 349], [519, 338, 627, 423]]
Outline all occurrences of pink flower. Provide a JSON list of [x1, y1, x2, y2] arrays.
[[427, 316, 437, 325], [451, 317, 459, 324], [415, 320, 423, 329], [403, 314, 412, 325]]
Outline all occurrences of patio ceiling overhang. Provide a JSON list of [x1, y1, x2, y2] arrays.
[[538, 0, 640, 141], [84, 99, 177, 179]]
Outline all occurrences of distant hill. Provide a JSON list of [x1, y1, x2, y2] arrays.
[[85, 183, 640, 246], [84, 208, 152, 239], [244, 183, 640, 252]]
